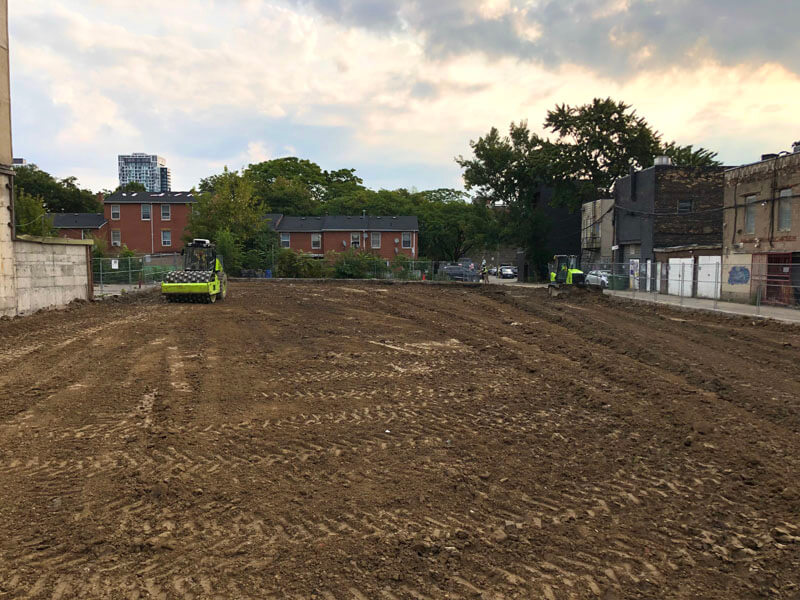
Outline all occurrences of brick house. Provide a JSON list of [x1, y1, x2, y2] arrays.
[[103, 191, 196, 254], [722, 145, 800, 305], [613, 160, 727, 294], [48, 213, 107, 241], [270, 215, 419, 259]]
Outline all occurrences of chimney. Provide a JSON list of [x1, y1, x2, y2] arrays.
[[761, 153, 778, 161]]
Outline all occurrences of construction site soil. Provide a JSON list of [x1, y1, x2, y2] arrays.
[[1, 281, 799, 599]]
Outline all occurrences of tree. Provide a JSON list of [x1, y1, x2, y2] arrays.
[[188, 167, 275, 275], [14, 190, 56, 236], [457, 98, 721, 275], [14, 164, 100, 213], [112, 182, 148, 194]]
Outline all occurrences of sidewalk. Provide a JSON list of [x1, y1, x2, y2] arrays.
[[604, 289, 800, 324]]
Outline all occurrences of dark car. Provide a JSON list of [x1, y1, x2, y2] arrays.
[[441, 265, 480, 282]]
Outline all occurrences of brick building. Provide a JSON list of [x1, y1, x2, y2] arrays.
[[722, 145, 800, 305], [581, 198, 614, 269], [49, 213, 107, 240], [613, 160, 727, 293], [103, 191, 196, 254], [270, 215, 419, 259]]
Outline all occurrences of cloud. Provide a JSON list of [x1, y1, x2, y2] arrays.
[[7, 0, 800, 196], [292, 0, 800, 76]]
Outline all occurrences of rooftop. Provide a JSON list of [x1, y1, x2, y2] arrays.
[[273, 215, 419, 232], [104, 191, 196, 204], [48, 213, 107, 229]]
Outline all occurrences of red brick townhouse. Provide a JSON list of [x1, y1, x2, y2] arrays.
[[103, 191, 196, 254], [270, 214, 420, 259], [48, 213, 107, 240]]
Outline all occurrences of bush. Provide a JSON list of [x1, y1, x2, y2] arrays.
[[331, 249, 389, 279], [275, 249, 331, 278]]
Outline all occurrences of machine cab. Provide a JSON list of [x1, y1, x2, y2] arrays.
[[183, 239, 221, 272]]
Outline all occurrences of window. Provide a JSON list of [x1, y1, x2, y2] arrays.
[[351, 232, 360, 248], [744, 195, 757, 235], [141, 204, 151, 220], [371, 232, 381, 249], [161, 230, 171, 247], [402, 232, 412, 248], [778, 188, 792, 232], [311, 233, 321, 250], [111, 230, 121, 247], [280, 232, 291, 248], [161, 204, 171, 221], [111, 204, 120, 220], [677, 198, 693, 214]]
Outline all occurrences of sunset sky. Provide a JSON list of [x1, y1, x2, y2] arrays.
[[9, 0, 800, 193]]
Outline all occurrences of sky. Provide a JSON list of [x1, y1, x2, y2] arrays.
[[8, 0, 800, 194]]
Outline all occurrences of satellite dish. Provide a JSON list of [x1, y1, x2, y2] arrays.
[[394, 238, 400, 244], [342, 240, 346, 247]]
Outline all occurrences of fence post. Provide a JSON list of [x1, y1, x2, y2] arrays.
[[714, 261, 719, 311], [128, 256, 132, 285], [757, 284, 762, 316], [99, 258, 104, 295], [679, 267, 684, 307]]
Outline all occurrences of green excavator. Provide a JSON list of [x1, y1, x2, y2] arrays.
[[161, 239, 228, 303], [548, 255, 586, 297]]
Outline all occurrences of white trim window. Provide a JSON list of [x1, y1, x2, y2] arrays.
[[161, 230, 172, 247], [111, 204, 120, 220], [744, 195, 757, 235], [280, 232, 291, 248], [371, 232, 381, 249], [111, 230, 121, 247], [351, 232, 360, 248], [311, 233, 322, 250], [778, 188, 792, 232], [401, 232, 412, 248], [141, 203, 151, 221], [161, 204, 171, 221]]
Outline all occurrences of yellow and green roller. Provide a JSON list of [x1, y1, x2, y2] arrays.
[[162, 239, 228, 303]]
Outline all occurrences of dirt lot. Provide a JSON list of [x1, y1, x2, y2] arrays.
[[1, 281, 799, 599]]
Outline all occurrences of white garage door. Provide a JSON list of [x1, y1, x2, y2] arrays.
[[668, 258, 693, 297], [696, 256, 722, 300]]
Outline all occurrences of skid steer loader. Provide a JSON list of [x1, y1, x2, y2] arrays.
[[548, 255, 586, 297], [162, 239, 228, 303]]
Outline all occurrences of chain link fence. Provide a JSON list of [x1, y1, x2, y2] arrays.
[[93, 253, 181, 295], [585, 260, 800, 313]]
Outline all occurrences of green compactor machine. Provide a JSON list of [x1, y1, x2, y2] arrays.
[[162, 239, 228, 303]]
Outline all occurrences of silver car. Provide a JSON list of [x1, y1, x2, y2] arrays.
[[585, 270, 610, 288]]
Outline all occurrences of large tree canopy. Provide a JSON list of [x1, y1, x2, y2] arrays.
[[14, 164, 101, 213], [457, 98, 721, 275]]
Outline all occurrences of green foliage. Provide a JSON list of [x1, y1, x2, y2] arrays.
[[214, 229, 243, 275], [458, 98, 721, 274], [660, 142, 721, 167], [331, 249, 388, 279], [274, 249, 330, 278], [14, 164, 100, 213], [119, 245, 137, 258], [14, 190, 56, 236], [113, 182, 148, 194], [91, 234, 108, 258]]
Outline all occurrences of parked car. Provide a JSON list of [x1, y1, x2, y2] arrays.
[[441, 265, 480, 282], [499, 265, 516, 279], [488, 267, 497, 276], [585, 270, 610, 288]]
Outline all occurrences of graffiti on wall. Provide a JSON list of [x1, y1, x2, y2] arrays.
[[728, 266, 750, 285]]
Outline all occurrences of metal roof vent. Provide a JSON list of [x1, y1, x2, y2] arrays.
[[793, 141, 800, 153], [762, 153, 778, 161], [654, 156, 673, 166]]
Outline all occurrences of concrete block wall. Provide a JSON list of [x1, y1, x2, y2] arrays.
[[13, 239, 90, 315], [0, 171, 15, 317]]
